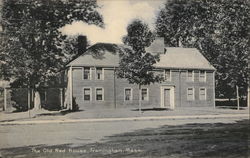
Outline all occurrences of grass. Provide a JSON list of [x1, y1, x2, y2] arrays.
[[0, 120, 249, 158]]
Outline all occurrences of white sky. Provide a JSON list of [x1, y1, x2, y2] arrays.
[[60, 0, 165, 44]]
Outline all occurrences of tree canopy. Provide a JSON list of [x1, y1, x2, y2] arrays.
[[117, 19, 163, 86], [0, 0, 103, 88], [156, 0, 250, 98]]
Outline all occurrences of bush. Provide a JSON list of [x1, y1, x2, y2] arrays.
[[11, 88, 28, 112], [72, 97, 79, 111]]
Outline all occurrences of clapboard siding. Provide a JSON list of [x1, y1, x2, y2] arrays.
[[71, 67, 215, 110]]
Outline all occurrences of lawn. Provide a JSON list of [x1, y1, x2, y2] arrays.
[[0, 119, 249, 158]]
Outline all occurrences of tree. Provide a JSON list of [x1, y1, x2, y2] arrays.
[[117, 19, 163, 112], [1, 0, 103, 110], [156, 0, 250, 100]]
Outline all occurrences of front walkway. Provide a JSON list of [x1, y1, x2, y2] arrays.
[[0, 107, 249, 124]]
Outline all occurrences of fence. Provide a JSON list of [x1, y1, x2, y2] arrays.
[[0, 87, 65, 112]]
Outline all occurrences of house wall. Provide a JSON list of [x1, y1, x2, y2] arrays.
[[71, 67, 215, 110]]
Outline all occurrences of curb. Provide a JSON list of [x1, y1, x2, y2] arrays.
[[0, 114, 248, 125]]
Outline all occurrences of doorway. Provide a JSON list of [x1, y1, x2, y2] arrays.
[[161, 86, 175, 109]]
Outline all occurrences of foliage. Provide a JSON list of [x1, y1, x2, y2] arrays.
[[117, 19, 163, 86], [156, 0, 250, 98], [0, 0, 103, 89], [11, 88, 29, 112]]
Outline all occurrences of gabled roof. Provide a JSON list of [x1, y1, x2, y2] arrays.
[[155, 47, 215, 70], [67, 43, 123, 67], [68, 43, 215, 70]]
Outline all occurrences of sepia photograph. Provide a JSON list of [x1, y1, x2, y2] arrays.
[[0, 0, 249, 157]]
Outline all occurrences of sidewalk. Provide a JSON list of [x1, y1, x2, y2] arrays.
[[0, 107, 249, 125]]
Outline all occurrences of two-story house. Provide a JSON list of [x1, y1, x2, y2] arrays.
[[64, 38, 216, 110]]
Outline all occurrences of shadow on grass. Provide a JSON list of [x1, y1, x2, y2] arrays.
[[131, 107, 172, 111], [216, 106, 247, 110], [1, 120, 248, 158]]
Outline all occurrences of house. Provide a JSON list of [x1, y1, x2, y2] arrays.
[[64, 38, 216, 110]]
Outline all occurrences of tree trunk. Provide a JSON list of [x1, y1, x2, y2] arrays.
[[236, 85, 239, 110], [34, 90, 41, 110], [139, 84, 141, 114]]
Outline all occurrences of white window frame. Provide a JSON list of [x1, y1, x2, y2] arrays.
[[82, 67, 92, 80], [186, 70, 194, 82], [83, 87, 92, 101], [124, 88, 133, 101], [95, 87, 104, 101], [199, 87, 206, 100], [95, 67, 104, 80], [187, 87, 195, 101], [199, 70, 206, 82], [141, 88, 149, 101], [164, 69, 171, 81]]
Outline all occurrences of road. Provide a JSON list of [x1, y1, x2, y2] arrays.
[[0, 117, 247, 149]]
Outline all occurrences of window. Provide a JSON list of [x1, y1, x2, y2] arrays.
[[96, 88, 104, 101], [187, 88, 194, 100], [141, 88, 148, 101], [96, 67, 103, 80], [199, 88, 206, 100], [165, 69, 171, 81], [83, 88, 91, 101], [83, 67, 91, 80], [124, 88, 132, 101], [187, 70, 194, 81], [199, 70, 206, 82]]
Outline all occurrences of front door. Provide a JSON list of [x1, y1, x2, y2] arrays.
[[164, 89, 171, 108], [161, 86, 175, 109]]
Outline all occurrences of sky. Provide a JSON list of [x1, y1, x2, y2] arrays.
[[60, 0, 166, 44]]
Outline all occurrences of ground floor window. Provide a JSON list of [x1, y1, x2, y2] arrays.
[[83, 88, 91, 101], [96, 88, 104, 101], [187, 87, 194, 100], [124, 88, 132, 101], [141, 88, 148, 101], [199, 88, 206, 100]]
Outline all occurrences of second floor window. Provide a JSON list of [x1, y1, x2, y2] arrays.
[[124, 88, 132, 101], [165, 69, 171, 81], [187, 70, 194, 81], [199, 70, 206, 82], [141, 88, 148, 101], [96, 67, 103, 80], [83, 67, 91, 80]]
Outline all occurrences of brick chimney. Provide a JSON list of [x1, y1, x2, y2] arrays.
[[77, 35, 87, 55]]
